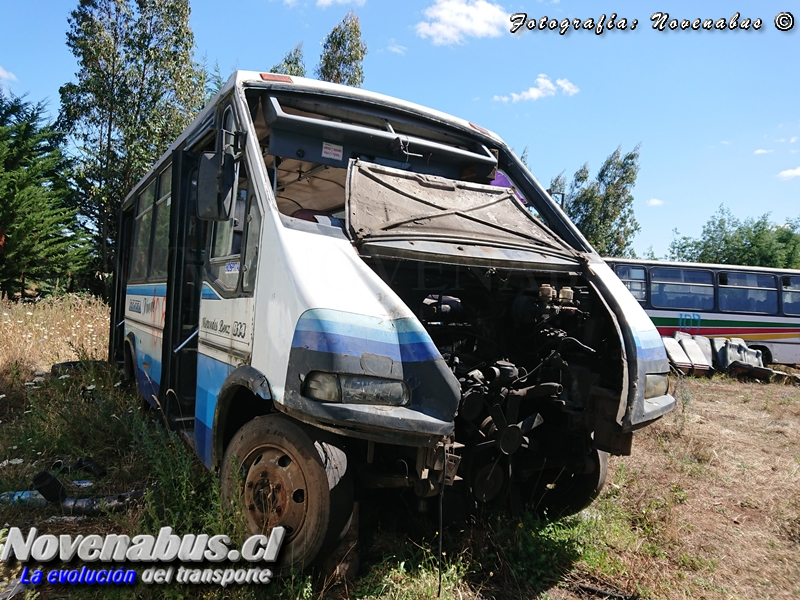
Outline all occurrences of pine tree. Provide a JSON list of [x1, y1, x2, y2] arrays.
[[316, 12, 367, 87], [0, 92, 89, 298]]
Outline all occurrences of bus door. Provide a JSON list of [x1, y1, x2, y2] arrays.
[[159, 149, 208, 429], [109, 207, 135, 368]]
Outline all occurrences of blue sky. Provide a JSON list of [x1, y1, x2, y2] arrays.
[[1, 0, 798, 257]]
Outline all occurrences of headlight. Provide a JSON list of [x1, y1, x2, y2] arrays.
[[644, 373, 669, 399], [303, 371, 341, 402], [303, 372, 409, 407]]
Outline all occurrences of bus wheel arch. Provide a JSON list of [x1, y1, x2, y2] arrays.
[[212, 366, 275, 471], [122, 337, 136, 384], [750, 345, 772, 366], [220, 414, 354, 571], [124, 336, 154, 412]]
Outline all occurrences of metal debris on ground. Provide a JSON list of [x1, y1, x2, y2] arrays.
[[576, 582, 639, 600], [662, 333, 800, 384], [31, 470, 144, 515], [43, 515, 86, 524], [0, 578, 25, 600], [0, 490, 49, 507]]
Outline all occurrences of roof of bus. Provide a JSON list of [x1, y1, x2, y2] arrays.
[[234, 71, 504, 143], [604, 257, 800, 276], [123, 71, 506, 208]]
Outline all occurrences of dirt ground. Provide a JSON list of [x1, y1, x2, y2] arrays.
[[548, 374, 800, 600]]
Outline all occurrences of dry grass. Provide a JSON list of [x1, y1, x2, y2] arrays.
[[0, 295, 108, 367], [558, 376, 800, 600], [0, 295, 108, 420]]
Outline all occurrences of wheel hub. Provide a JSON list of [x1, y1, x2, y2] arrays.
[[243, 449, 307, 539]]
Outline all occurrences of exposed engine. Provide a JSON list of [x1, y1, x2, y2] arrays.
[[362, 257, 625, 511]]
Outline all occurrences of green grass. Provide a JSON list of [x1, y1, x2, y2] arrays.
[[0, 355, 320, 599]]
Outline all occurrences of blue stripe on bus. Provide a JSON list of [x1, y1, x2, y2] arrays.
[[195, 353, 235, 469], [126, 282, 221, 300], [124, 323, 163, 401], [201, 283, 221, 300], [635, 327, 669, 364], [292, 309, 441, 363], [127, 283, 167, 297]]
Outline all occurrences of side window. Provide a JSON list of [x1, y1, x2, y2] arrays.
[[207, 105, 261, 296], [783, 276, 800, 316], [150, 166, 172, 279], [209, 106, 242, 292], [650, 268, 714, 310], [130, 181, 156, 280], [719, 272, 777, 314], [615, 265, 646, 303], [209, 183, 246, 292]]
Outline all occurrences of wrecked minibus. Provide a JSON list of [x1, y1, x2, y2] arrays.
[[109, 72, 675, 569]]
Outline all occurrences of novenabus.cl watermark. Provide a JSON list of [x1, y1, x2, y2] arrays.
[[0, 526, 285, 588]]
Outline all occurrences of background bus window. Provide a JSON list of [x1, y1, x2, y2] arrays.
[[615, 265, 646, 303], [130, 180, 156, 280], [719, 272, 778, 314], [782, 276, 800, 315], [150, 166, 172, 279], [650, 268, 713, 310]]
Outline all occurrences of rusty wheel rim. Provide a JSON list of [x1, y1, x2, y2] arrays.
[[242, 446, 308, 541]]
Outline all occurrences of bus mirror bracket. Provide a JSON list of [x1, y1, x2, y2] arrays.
[[196, 150, 234, 221]]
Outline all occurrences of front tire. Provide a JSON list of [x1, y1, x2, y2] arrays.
[[221, 414, 353, 571], [526, 449, 608, 517]]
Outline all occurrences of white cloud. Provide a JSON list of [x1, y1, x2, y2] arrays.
[[647, 198, 664, 207], [555, 78, 579, 96], [791, 136, 798, 143], [386, 40, 407, 55], [416, 0, 508, 45], [0, 65, 17, 90], [317, 0, 365, 6], [778, 166, 800, 179], [511, 74, 556, 101], [720, 140, 732, 145], [754, 149, 773, 155], [494, 74, 579, 102]]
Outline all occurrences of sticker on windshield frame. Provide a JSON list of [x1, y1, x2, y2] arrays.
[[322, 142, 344, 161]]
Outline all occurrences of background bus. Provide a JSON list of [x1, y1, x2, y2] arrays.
[[606, 258, 800, 366]]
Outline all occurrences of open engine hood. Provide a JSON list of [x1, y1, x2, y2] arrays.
[[344, 159, 581, 268]]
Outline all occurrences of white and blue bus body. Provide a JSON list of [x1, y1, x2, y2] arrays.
[[110, 72, 675, 569]]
